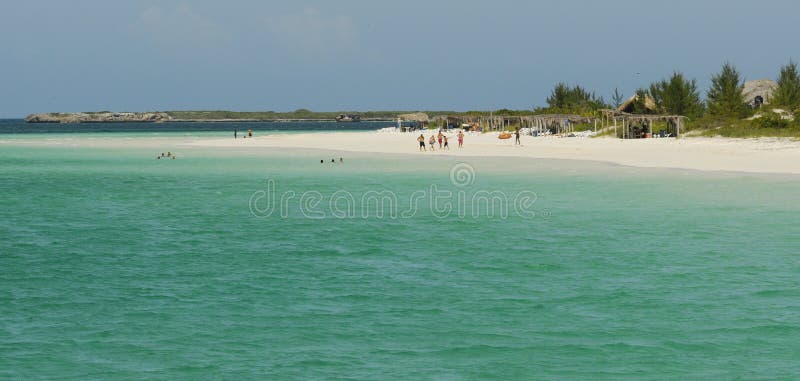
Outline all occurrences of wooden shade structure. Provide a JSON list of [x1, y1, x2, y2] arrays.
[[600, 109, 686, 138]]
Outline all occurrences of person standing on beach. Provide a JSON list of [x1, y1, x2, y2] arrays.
[[429, 135, 436, 151], [437, 131, 443, 149], [515, 127, 521, 145], [458, 131, 464, 148], [418, 134, 426, 151], [234, 128, 238, 139], [443, 136, 450, 150], [248, 129, 253, 138]]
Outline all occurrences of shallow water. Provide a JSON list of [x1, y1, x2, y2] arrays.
[[1, 134, 799, 379], [0, 119, 389, 134]]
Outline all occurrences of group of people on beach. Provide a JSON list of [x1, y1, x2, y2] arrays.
[[156, 152, 176, 160], [418, 130, 464, 152], [234, 128, 253, 139]]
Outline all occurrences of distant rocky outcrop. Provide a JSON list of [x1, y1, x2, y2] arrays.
[[25, 112, 173, 123], [742, 79, 778, 107]]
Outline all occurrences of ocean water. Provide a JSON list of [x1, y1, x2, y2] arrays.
[[1, 130, 800, 380], [0, 119, 391, 134]]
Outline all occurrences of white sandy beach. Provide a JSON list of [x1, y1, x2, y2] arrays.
[[192, 131, 800, 175], [4, 131, 800, 174]]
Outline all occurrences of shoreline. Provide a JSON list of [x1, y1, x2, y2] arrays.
[[188, 131, 800, 175], [3, 130, 800, 175]]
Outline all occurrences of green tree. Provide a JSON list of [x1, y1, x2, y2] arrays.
[[706, 63, 748, 118], [631, 88, 652, 114], [771, 60, 800, 110], [648, 71, 704, 117], [546, 83, 572, 109], [545, 83, 608, 113], [612, 88, 625, 109]]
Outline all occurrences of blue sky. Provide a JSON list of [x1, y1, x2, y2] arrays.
[[1, 0, 797, 117]]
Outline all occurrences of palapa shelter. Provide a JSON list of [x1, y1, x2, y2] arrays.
[[600, 109, 686, 139], [431, 115, 472, 129], [426, 113, 602, 135], [398, 112, 430, 130], [616, 94, 657, 113], [529, 114, 597, 135], [430, 115, 524, 132]]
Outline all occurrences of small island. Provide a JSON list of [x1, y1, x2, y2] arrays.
[[24, 110, 406, 124], [25, 112, 173, 123]]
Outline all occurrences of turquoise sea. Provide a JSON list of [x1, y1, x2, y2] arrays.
[[1, 123, 800, 379]]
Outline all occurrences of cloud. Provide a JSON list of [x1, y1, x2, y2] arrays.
[[266, 6, 358, 54], [136, 3, 229, 49]]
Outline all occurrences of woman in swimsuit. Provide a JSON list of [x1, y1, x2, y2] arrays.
[[429, 135, 436, 151]]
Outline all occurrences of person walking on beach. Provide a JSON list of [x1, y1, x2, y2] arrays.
[[429, 135, 436, 151], [437, 131, 444, 149], [234, 128, 238, 139], [458, 131, 464, 148], [443, 135, 450, 150], [418, 134, 426, 151], [515, 127, 521, 145]]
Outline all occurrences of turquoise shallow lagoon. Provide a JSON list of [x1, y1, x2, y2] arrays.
[[1, 133, 800, 379]]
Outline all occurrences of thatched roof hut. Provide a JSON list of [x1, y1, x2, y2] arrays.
[[616, 94, 657, 113], [398, 112, 430, 122]]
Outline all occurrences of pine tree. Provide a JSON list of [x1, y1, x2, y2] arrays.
[[648, 72, 703, 118], [545, 83, 608, 113], [771, 60, 800, 110], [546, 83, 572, 109], [612, 88, 625, 109], [706, 63, 748, 118], [631, 88, 651, 114]]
